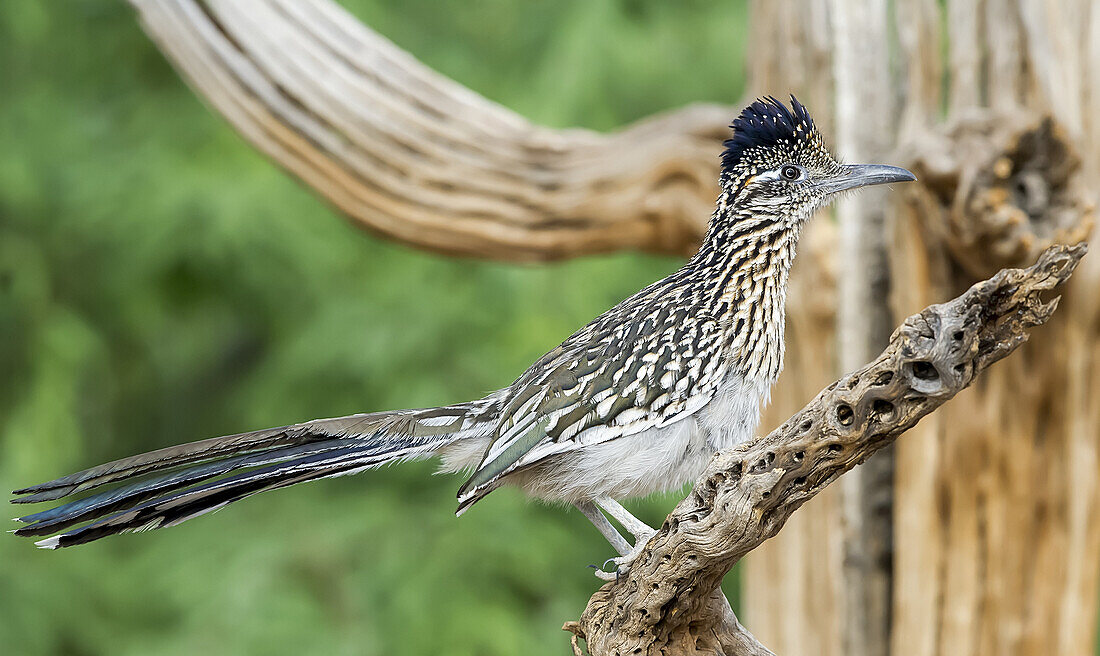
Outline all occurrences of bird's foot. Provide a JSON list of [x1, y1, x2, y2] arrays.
[[591, 527, 657, 581], [592, 558, 623, 581]]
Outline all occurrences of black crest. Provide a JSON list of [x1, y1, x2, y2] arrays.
[[721, 95, 816, 173]]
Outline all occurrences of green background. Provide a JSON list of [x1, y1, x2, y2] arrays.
[[0, 2, 750, 654]]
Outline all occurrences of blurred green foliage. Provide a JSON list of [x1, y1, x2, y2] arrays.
[[0, 2, 748, 654]]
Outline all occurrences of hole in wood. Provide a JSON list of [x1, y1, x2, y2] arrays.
[[911, 361, 939, 380], [915, 117, 1090, 278], [836, 403, 854, 426], [872, 399, 895, 420], [750, 452, 775, 473]]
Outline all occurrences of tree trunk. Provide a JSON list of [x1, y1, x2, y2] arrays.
[[743, 2, 1100, 655], [831, 2, 897, 654]]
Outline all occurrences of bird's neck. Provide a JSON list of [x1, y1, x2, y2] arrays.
[[686, 193, 802, 385]]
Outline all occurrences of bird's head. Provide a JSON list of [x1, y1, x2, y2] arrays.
[[719, 95, 915, 225]]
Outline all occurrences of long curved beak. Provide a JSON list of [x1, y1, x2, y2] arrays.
[[813, 164, 916, 195]]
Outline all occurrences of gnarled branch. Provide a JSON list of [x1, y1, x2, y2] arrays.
[[569, 243, 1086, 655]]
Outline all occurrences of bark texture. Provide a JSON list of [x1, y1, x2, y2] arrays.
[[742, 4, 1100, 655], [569, 244, 1083, 655], [831, 4, 897, 654], [888, 5, 1100, 655], [129, 0, 731, 262], [738, 6, 851, 650]]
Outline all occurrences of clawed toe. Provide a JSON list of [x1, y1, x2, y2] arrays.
[[593, 557, 626, 581], [591, 542, 647, 580]]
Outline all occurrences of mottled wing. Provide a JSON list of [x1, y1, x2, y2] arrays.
[[457, 276, 731, 508]]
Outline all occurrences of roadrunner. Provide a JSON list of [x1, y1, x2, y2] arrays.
[[12, 96, 914, 576]]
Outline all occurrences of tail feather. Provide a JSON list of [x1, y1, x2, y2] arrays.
[[13, 439, 354, 537], [28, 443, 423, 549], [10, 416, 398, 501], [12, 399, 498, 548]]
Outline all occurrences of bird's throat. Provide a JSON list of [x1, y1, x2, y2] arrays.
[[690, 202, 802, 385]]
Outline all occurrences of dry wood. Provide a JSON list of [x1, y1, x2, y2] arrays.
[[890, 113, 1098, 655], [128, 0, 734, 262], [568, 244, 1084, 656], [744, 3, 1100, 654], [830, 3, 897, 654], [905, 114, 1094, 280], [883, 4, 1100, 654], [737, 6, 849, 650]]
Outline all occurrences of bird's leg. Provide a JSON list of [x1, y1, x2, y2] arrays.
[[586, 497, 658, 580], [575, 501, 631, 556], [595, 497, 657, 544]]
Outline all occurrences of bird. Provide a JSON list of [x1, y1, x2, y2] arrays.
[[11, 96, 914, 577]]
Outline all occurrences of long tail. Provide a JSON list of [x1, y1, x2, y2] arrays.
[[11, 399, 497, 548]]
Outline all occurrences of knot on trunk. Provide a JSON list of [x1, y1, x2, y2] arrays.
[[907, 113, 1094, 279]]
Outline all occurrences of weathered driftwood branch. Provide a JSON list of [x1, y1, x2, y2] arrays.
[[129, 0, 730, 261], [566, 243, 1085, 656]]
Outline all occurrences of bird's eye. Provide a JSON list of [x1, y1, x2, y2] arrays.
[[780, 165, 803, 181]]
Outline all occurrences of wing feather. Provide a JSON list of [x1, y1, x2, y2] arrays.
[[457, 271, 731, 511]]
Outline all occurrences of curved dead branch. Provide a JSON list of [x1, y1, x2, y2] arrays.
[[129, 0, 731, 261], [568, 243, 1086, 655]]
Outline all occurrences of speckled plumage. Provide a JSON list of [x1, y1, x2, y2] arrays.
[[453, 96, 841, 511], [12, 97, 915, 554]]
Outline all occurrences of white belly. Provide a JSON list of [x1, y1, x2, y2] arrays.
[[502, 373, 769, 504]]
